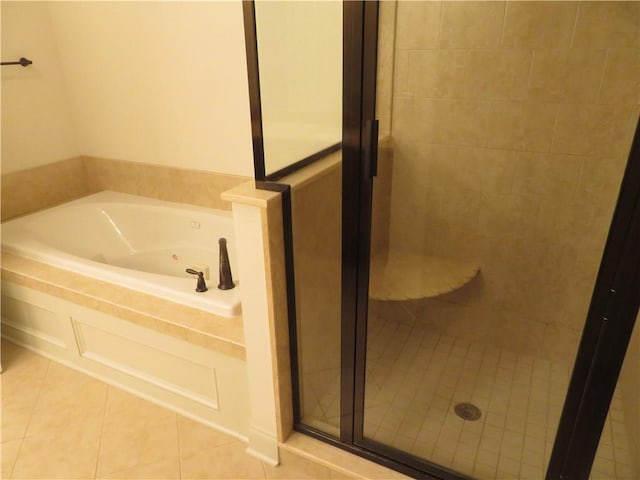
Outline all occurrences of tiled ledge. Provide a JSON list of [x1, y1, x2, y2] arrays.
[[1, 156, 251, 221], [281, 433, 411, 479], [1, 253, 246, 360]]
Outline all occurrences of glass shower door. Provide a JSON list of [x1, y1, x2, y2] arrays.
[[359, 1, 640, 478]]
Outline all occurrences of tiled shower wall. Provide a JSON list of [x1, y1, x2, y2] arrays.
[[379, 1, 640, 364], [1, 157, 249, 221]]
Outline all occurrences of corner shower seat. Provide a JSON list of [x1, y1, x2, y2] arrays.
[[368, 250, 480, 300]]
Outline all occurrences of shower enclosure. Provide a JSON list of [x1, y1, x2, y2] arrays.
[[351, 3, 640, 479], [245, 2, 640, 479]]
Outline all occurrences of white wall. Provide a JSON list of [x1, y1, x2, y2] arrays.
[[2, 2, 254, 177], [1, 2, 79, 175]]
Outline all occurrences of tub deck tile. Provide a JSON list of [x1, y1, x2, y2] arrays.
[[1, 252, 245, 360]]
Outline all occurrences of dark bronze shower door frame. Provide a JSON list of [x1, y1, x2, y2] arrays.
[[243, 2, 640, 479]]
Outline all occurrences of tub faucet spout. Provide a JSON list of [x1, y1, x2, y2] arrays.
[[218, 238, 235, 290]]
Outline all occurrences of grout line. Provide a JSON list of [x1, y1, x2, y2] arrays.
[[596, 49, 611, 105], [569, 1, 582, 49], [5, 355, 52, 479], [175, 415, 182, 480], [499, 0, 509, 48], [387, 0, 399, 136], [92, 384, 110, 480], [435, 0, 444, 49], [525, 49, 537, 102]]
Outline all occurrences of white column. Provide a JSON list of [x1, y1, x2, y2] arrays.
[[230, 201, 280, 465]]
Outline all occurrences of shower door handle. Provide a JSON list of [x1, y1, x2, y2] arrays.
[[364, 119, 379, 178]]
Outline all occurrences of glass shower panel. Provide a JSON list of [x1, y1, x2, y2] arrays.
[[286, 156, 343, 437], [362, 1, 640, 478]]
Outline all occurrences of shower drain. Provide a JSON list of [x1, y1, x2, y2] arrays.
[[454, 402, 482, 421]]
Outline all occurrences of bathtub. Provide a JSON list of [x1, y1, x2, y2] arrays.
[[1, 191, 241, 317]]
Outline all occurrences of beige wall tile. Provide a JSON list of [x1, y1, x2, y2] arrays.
[[573, 1, 640, 49], [511, 152, 583, 199], [434, 50, 469, 99], [465, 49, 533, 100], [552, 104, 635, 157], [578, 156, 628, 204], [371, 143, 394, 256], [85, 156, 249, 210], [407, 50, 438, 97], [439, 1, 505, 49], [477, 148, 515, 196], [477, 192, 540, 240], [487, 101, 556, 152], [391, 96, 436, 145], [599, 49, 640, 105], [428, 145, 514, 197], [384, 0, 637, 364], [502, 1, 578, 48], [393, 50, 410, 95], [395, 1, 441, 49], [406, 50, 468, 99], [376, 0, 397, 137], [528, 49, 606, 103], [388, 143, 430, 253], [1, 156, 91, 221], [1, 156, 250, 222], [424, 99, 491, 147]]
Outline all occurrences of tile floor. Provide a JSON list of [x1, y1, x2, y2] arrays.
[[0, 340, 353, 480], [363, 314, 636, 480], [303, 313, 637, 479]]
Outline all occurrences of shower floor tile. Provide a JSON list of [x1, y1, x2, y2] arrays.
[[355, 314, 635, 480]]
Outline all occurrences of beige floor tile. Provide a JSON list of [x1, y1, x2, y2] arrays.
[[1, 439, 23, 478], [104, 386, 176, 423], [330, 469, 360, 479], [1, 402, 36, 443], [97, 456, 180, 479], [42, 361, 96, 387], [26, 372, 108, 437], [11, 419, 102, 479], [1, 340, 50, 376], [96, 414, 179, 477], [264, 449, 334, 479], [181, 440, 266, 479], [178, 415, 238, 458], [1, 345, 49, 442]]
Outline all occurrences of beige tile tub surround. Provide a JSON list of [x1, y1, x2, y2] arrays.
[[0, 252, 245, 360], [378, 0, 640, 363], [1, 155, 250, 221], [83, 156, 249, 211], [1, 156, 91, 221]]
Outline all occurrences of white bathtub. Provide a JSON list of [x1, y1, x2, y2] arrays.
[[1, 191, 241, 317]]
